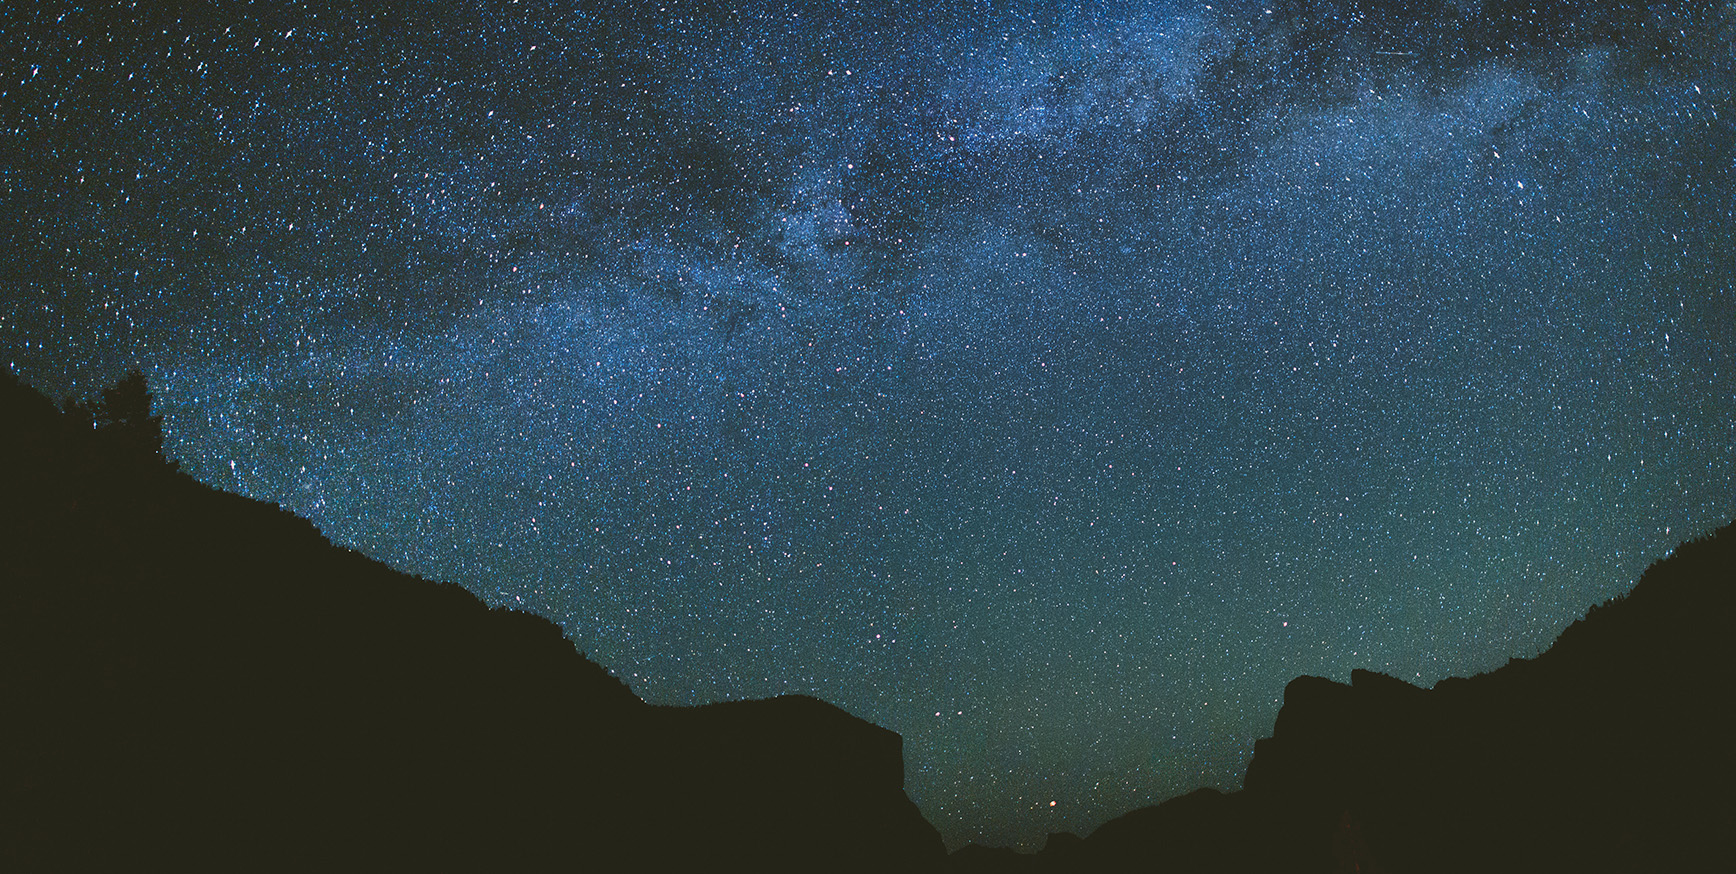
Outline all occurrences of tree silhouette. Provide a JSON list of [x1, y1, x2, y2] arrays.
[[95, 368, 165, 462], [62, 395, 96, 431]]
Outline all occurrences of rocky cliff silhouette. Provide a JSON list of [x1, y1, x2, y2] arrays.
[[949, 525, 1734, 871], [6, 368, 1730, 872], [0, 370, 943, 872]]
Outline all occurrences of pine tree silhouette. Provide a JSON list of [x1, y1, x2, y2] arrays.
[[95, 368, 166, 463]]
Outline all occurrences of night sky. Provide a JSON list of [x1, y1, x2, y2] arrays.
[[4, 0, 1733, 849]]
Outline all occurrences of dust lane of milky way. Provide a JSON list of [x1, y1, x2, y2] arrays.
[[2, 0, 1732, 849]]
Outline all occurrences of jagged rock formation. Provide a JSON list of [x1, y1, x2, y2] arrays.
[[0, 371, 943, 872], [952, 524, 1734, 872], [6, 367, 1729, 873]]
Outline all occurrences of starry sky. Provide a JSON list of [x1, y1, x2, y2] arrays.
[[4, 0, 1734, 849]]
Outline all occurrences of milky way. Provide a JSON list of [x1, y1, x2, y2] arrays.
[[4, 0, 1733, 848]]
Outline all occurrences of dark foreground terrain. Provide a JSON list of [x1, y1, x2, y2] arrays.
[[3, 370, 1729, 871], [950, 530, 1734, 871], [0, 372, 943, 872]]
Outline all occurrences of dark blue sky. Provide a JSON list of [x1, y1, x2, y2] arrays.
[[4, 0, 1732, 849]]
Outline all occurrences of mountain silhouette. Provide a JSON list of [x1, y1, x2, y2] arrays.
[[948, 525, 1734, 871], [0, 370, 943, 872], [5, 368, 1730, 871]]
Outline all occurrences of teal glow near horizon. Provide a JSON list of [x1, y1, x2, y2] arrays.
[[4, 0, 1732, 850]]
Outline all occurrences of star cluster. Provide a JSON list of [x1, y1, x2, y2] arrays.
[[3, 0, 1733, 848]]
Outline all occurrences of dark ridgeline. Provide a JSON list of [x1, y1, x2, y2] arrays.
[[4, 368, 1732, 873], [946, 537, 1734, 869], [0, 370, 944, 872]]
